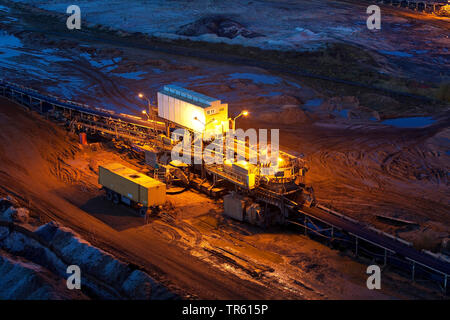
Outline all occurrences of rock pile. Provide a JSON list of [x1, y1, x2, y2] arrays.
[[177, 16, 264, 39], [0, 196, 29, 224]]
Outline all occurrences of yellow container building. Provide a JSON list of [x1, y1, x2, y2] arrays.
[[98, 163, 166, 209]]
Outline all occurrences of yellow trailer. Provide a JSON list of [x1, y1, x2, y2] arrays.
[[98, 163, 166, 216]]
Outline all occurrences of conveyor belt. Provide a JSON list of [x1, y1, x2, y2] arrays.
[[2, 79, 448, 291], [300, 205, 450, 278], [0, 80, 164, 130]]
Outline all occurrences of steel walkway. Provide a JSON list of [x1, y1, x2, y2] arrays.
[[287, 203, 449, 292]]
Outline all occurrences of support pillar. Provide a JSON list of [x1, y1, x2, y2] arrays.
[[355, 237, 358, 257]]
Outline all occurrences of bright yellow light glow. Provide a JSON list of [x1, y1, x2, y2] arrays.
[[159, 93, 206, 132], [442, 5, 450, 14], [142, 110, 147, 114], [238, 160, 248, 167], [138, 93, 144, 98], [278, 157, 283, 163], [242, 111, 249, 116], [191, 111, 206, 132]]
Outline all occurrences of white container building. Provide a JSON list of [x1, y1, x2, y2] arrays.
[[157, 84, 229, 134]]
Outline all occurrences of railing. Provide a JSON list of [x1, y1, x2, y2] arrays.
[[290, 204, 449, 294]]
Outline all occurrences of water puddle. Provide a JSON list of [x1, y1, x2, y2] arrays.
[[228, 72, 282, 85], [378, 50, 413, 58], [381, 116, 435, 128], [304, 98, 323, 108], [0, 31, 23, 59]]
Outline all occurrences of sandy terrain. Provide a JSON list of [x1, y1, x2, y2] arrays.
[[5, 0, 449, 85], [1, 97, 444, 299], [0, 0, 448, 113], [0, 0, 448, 299], [241, 115, 450, 248]]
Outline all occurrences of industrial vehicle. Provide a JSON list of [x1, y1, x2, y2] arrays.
[[150, 84, 310, 225], [0, 80, 310, 224], [98, 163, 166, 216], [1, 79, 448, 293], [374, 0, 450, 15]]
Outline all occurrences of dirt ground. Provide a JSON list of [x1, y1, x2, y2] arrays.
[[0, 0, 449, 116], [0, 0, 449, 300], [0, 97, 446, 299], [239, 113, 450, 251]]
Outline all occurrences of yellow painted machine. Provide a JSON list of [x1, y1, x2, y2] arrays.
[[381, 1, 450, 15], [98, 163, 166, 216]]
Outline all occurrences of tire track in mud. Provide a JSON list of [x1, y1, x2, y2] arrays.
[[159, 211, 204, 246], [57, 55, 139, 113], [312, 143, 450, 223], [314, 147, 383, 191], [164, 213, 325, 298], [145, 207, 204, 246], [148, 216, 284, 294], [287, 122, 449, 224], [310, 123, 449, 192], [203, 244, 326, 299], [203, 247, 266, 279], [179, 221, 203, 245], [150, 221, 182, 243], [146, 208, 314, 297], [151, 215, 270, 279], [381, 145, 449, 185]]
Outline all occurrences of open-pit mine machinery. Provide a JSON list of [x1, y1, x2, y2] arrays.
[[0, 81, 312, 226], [372, 0, 450, 15], [1, 79, 449, 293]]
